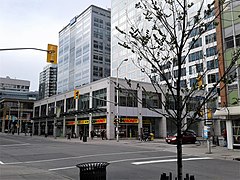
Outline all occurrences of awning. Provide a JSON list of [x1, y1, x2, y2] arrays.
[[214, 106, 240, 117]]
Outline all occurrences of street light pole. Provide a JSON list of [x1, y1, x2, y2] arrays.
[[116, 59, 128, 142]]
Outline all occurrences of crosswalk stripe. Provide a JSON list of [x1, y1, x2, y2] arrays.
[[132, 157, 213, 165]]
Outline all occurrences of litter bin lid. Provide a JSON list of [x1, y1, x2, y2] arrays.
[[76, 162, 109, 169]]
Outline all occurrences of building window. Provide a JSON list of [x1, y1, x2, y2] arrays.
[[115, 89, 137, 107], [142, 92, 162, 109], [189, 38, 202, 49], [188, 50, 203, 62], [205, 33, 216, 44], [208, 73, 219, 83], [206, 46, 217, 57], [92, 88, 107, 108], [207, 59, 218, 70]]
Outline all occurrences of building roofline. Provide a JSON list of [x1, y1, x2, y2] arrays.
[[59, 5, 110, 34]]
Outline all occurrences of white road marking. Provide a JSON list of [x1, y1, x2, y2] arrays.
[[132, 157, 213, 165], [5, 150, 161, 165], [49, 155, 178, 171], [0, 143, 30, 147], [0, 161, 4, 164], [49, 166, 75, 171]]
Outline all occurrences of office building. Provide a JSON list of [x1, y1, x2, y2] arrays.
[[38, 64, 57, 100], [57, 5, 111, 94], [111, 0, 219, 92], [0, 76, 37, 133]]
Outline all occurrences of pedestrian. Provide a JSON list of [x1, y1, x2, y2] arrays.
[[101, 130, 105, 140], [79, 131, 83, 140], [67, 129, 71, 140], [222, 128, 227, 147], [90, 130, 95, 140]]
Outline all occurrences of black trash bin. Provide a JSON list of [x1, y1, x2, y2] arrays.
[[76, 162, 109, 180], [83, 135, 87, 142]]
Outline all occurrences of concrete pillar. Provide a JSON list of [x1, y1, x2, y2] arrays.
[[53, 101, 57, 138], [159, 117, 167, 138], [89, 92, 93, 138], [63, 97, 67, 137], [38, 120, 41, 136], [137, 89, 143, 138], [106, 81, 115, 139], [89, 114, 92, 138], [45, 118, 48, 134], [226, 120, 233, 150], [74, 98, 78, 136]]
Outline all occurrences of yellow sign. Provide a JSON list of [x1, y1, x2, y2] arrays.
[[78, 120, 89, 124], [47, 44, 58, 64], [120, 118, 139, 124], [92, 118, 106, 124]]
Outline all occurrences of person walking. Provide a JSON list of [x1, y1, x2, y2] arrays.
[[222, 128, 227, 147], [90, 130, 95, 140], [79, 131, 83, 140], [101, 130, 105, 140]]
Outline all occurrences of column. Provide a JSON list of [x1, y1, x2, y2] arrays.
[[226, 120, 233, 150], [38, 120, 41, 136], [137, 88, 143, 138], [89, 92, 93, 138], [74, 98, 78, 137], [106, 81, 115, 139], [63, 97, 67, 137], [53, 101, 57, 138]]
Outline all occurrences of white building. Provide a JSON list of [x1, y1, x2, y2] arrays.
[[111, 0, 219, 92], [0, 76, 30, 92], [57, 5, 111, 94]]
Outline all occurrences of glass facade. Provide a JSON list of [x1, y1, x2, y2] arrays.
[[57, 5, 111, 93]]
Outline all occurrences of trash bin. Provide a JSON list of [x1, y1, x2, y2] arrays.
[[76, 162, 109, 180], [83, 135, 87, 142]]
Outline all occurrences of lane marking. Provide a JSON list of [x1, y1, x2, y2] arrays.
[[0, 143, 30, 147], [49, 166, 75, 171], [49, 155, 178, 171], [132, 157, 213, 165], [5, 150, 162, 165], [0, 161, 4, 164]]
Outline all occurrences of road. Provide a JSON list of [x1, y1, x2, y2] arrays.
[[0, 134, 239, 180]]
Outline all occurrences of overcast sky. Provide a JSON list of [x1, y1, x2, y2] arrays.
[[0, 0, 111, 91]]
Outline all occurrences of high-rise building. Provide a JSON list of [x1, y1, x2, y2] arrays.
[[38, 64, 57, 100], [111, 0, 219, 92], [57, 5, 111, 94]]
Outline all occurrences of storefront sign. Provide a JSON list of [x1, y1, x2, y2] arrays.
[[92, 118, 106, 124], [66, 121, 75, 125], [120, 118, 139, 124], [143, 120, 151, 124], [78, 120, 89, 124]]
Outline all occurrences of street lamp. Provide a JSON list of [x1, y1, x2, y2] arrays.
[[116, 58, 128, 142]]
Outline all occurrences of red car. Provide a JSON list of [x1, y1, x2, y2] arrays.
[[166, 131, 196, 144]]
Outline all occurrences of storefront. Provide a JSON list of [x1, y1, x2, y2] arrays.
[[118, 118, 139, 138], [92, 117, 106, 137], [214, 106, 240, 149]]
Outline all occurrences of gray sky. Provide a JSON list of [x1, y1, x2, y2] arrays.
[[0, 0, 111, 91]]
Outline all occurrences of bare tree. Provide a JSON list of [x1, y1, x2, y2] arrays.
[[115, 0, 240, 179]]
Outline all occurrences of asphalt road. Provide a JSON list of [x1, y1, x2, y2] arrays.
[[0, 134, 239, 180]]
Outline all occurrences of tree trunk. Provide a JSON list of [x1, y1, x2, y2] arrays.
[[177, 126, 183, 180]]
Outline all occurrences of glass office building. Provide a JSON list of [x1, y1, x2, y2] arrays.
[[111, 0, 219, 91], [57, 5, 111, 93]]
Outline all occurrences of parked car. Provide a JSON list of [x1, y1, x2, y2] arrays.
[[165, 131, 197, 144]]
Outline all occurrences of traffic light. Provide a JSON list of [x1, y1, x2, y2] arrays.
[[47, 44, 58, 64], [196, 74, 203, 89], [207, 109, 212, 119], [74, 89, 80, 99]]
